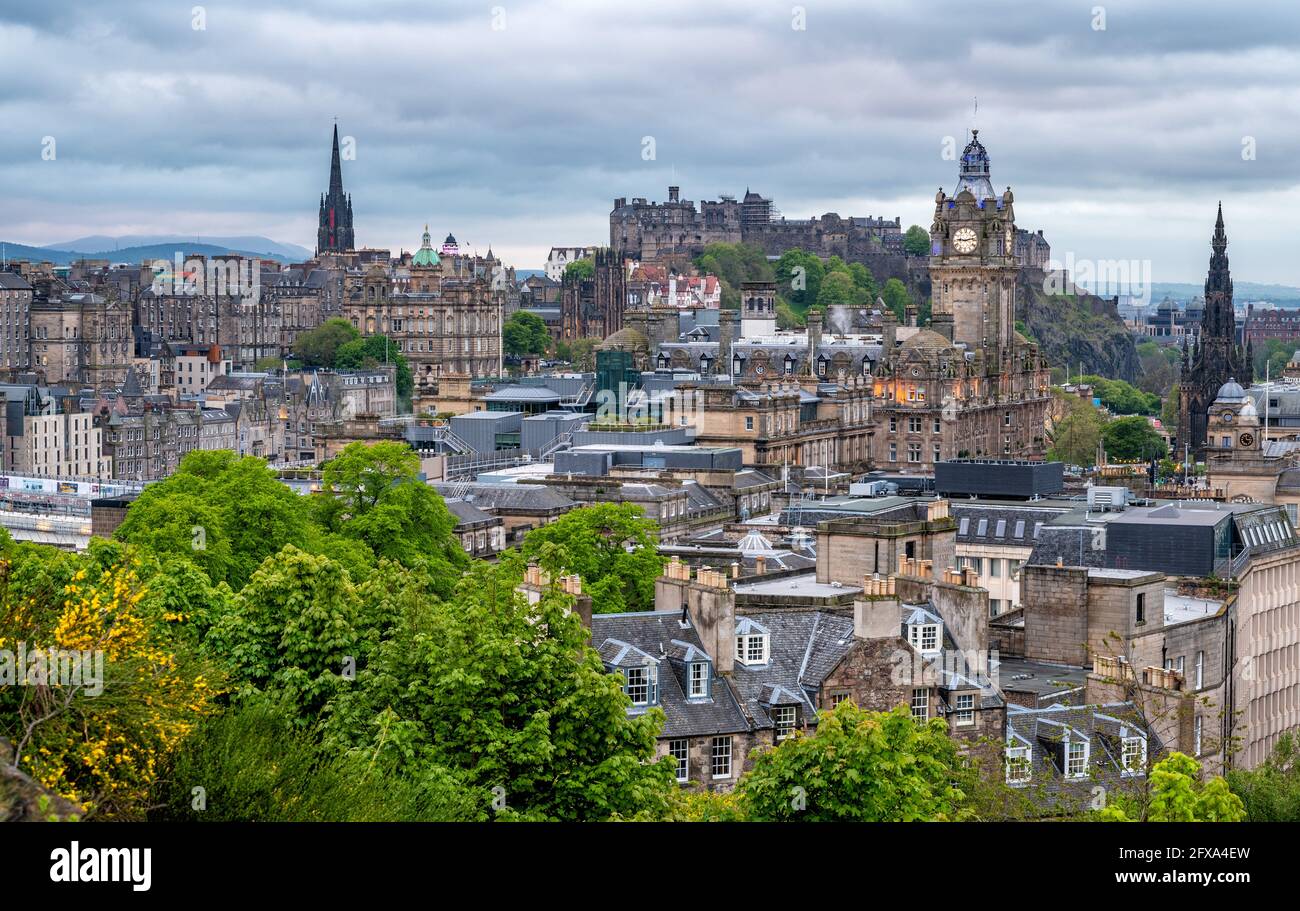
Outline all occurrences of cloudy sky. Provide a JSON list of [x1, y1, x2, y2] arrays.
[[2, 0, 1299, 285]]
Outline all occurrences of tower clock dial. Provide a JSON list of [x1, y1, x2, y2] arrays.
[[1240, 433, 1254, 448], [953, 227, 978, 254]]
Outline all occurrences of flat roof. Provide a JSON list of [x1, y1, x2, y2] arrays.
[[1164, 591, 1225, 625], [732, 573, 861, 598]]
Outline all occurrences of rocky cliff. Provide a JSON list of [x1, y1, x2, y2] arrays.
[[1018, 268, 1139, 382]]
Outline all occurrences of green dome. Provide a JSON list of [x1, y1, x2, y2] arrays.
[[412, 225, 440, 267]]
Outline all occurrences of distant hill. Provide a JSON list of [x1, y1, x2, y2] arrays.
[[1082, 281, 1300, 303], [0, 239, 300, 266], [52, 234, 311, 261]]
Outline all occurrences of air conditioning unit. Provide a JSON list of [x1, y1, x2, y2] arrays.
[[1088, 486, 1130, 509]]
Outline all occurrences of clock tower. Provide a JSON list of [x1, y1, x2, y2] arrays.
[[928, 130, 1018, 358]]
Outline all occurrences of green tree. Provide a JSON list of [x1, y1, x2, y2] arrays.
[[815, 271, 858, 309], [519, 503, 664, 614], [1048, 393, 1107, 467], [316, 441, 465, 590], [881, 277, 912, 322], [1162, 383, 1180, 433], [563, 258, 594, 282], [1098, 752, 1245, 821], [1102, 415, 1168, 461], [903, 224, 931, 256], [1080, 374, 1160, 416], [335, 335, 413, 401], [556, 337, 597, 371], [115, 450, 316, 590], [206, 545, 361, 720], [736, 702, 975, 821], [292, 318, 361, 367], [774, 249, 825, 314], [323, 558, 676, 821], [1227, 732, 1300, 821], [695, 243, 775, 310], [503, 310, 550, 357]]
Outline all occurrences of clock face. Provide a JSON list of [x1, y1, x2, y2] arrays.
[[953, 227, 978, 254], [1240, 433, 1254, 447], [1222, 412, 1233, 423]]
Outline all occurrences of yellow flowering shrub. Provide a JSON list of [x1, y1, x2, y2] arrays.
[[0, 557, 220, 819]]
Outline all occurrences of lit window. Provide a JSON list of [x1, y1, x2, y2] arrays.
[[669, 738, 689, 783], [954, 693, 975, 726], [1006, 746, 1031, 784], [911, 688, 929, 722], [774, 706, 797, 740], [711, 736, 732, 778]]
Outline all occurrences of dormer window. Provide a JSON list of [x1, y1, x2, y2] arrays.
[[736, 633, 769, 666], [622, 664, 658, 706], [1121, 736, 1147, 776], [1066, 739, 1089, 779], [1006, 745, 1032, 785], [774, 705, 797, 740], [908, 623, 940, 654], [688, 660, 711, 698]]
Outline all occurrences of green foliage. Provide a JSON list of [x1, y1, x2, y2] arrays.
[[694, 243, 774, 310], [903, 224, 931, 256], [207, 545, 361, 719], [503, 310, 550, 357], [519, 503, 664, 614], [1047, 391, 1106, 467], [1227, 732, 1300, 820], [115, 450, 315, 590], [1079, 374, 1160, 416], [316, 441, 466, 592], [335, 334, 413, 401], [736, 703, 976, 821], [322, 558, 677, 821], [292, 318, 361, 368], [774, 249, 825, 314], [1162, 382, 1180, 432], [815, 270, 858, 309], [881, 277, 912, 322], [151, 700, 478, 821], [555, 337, 596, 371], [1098, 752, 1245, 821], [563, 258, 594, 282], [1102, 414, 1168, 461], [1252, 336, 1293, 379]]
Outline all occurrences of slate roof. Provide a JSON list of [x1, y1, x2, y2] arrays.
[[444, 497, 499, 528], [953, 503, 1074, 547], [432, 482, 576, 513], [590, 610, 751, 738], [1004, 701, 1154, 814], [729, 610, 856, 729], [0, 273, 32, 291]]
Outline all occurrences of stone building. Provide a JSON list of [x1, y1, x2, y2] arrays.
[[342, 234, 504, 389], [1178, 205, 1253, 458], [28, 284, 132, 387], [560, 247, 626, 341], [0, 271, 32, 370]]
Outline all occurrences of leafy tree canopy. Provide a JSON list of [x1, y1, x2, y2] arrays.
[[519, 503, 664, 614]]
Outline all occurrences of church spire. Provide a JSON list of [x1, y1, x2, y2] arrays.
[[329, 123, 344, 197], [317, 123, 355, 255]]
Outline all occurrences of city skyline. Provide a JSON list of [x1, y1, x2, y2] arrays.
[[2, 1, 1300, 281]]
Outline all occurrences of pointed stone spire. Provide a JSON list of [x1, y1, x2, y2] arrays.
[[1212, 200, 1227, 252], [329, 123, 344, 197]]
